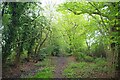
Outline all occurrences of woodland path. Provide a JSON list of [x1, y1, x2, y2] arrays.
[[3, 56, 75, 78], [51, 56, 67, 78], [51, 56, 75, 78]]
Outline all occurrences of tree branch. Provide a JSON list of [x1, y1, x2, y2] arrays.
[[67, 5, 109, 18], [10, 33, 40, 46], [88, 2, 109, 33]]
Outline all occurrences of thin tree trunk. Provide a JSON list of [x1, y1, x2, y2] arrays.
[[37, 32, 49, 54], [116, 44, 120, 78], [14, 42, 21, 67], [27, 38, 35, 61], [86, 40, 90, 54]]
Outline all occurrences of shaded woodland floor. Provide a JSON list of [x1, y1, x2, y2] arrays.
[[3, 56, 75, 78], [3, 56, 115, 78]]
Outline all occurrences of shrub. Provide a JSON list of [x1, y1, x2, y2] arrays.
[[73, 52, 85, 61], [51, 45, 60, 56], [36, 47, 50, 61], [95, 58, 107, 66], [84, 56, 94, 62], [74, 52, 94, 62]]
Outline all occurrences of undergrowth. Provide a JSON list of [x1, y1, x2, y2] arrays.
[[32, 67, 54, 78], [63, 58, 112, 78]]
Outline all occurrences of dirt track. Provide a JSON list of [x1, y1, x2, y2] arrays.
[[51, 56, 75, 78]]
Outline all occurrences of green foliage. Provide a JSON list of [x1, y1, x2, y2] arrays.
[[74, 52, 94, 62], [51, 45, 60, 56], [94, 58, 107, 67], [32, 67, 54, 78], [21, 58, 54, 78], [2, 1, 119, 78], [2, 2, 48, 64], [37, 48, 51, 61], [73, 52, 85, 61], [63, 59, 109, 78], [35, 58, 50, 67], [84, 56, 94, 62], [6, 52, 16, 64]]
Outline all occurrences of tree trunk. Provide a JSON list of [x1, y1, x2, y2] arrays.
[[27, 38, 35, 61], [37, 32, 49, 54], [110, 23, 120, 78], [14, 42, 21, 67], [117, 45, 120, 78], [86, 40, 90, 54]]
